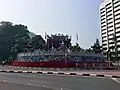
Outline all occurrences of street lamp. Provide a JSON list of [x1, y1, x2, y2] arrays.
[[113, 34, 118, 62], [65, 53, 67, 67], [107, 49, 111, 67], [76, 60, 78, 70]]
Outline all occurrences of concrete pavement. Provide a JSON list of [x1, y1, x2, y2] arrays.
[[0, 65, 112, 71], [0, 72, 120, 90]]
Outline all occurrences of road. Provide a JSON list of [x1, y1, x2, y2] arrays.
[[0, 72, 120, 90], [0, 82, 52, 90]]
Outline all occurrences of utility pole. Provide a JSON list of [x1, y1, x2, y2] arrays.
[[113, 34, 118, 62], [76, 33, 79, 44], [107, 49, 110, 67]]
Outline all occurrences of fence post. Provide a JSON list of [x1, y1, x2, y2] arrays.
[[84, 63, 87, 69], [100, 64, 102, 70], [92, 63, 95, 69]]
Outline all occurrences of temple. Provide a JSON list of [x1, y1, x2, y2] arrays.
[[46, 34, 72, 51]]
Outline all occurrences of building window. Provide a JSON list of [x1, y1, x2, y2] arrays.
[[109, 37, 114, 40], [107, 17, 113, 21], [108, 29, 113, 32], [102, 43, 107, 46], [106, 6, 112, 9], [115, 21, 120, 25], [107, 25, 113, 29], [107, 10, 112, 13], [116, 35, 120, 38], [107, 13, 112, 17], [101, 11, 105, 14], [102, 36, 107, 39], [109, 45, 115, 49], [102, 28, 106, 31], [106, 3, 111, 7], [100, 7, 105, 11], [114, 12, 120, 17], [102, 32, 106, 35], [115, 17, 120, 21], [107, 21, 113, 24], [115, 26, 120, 29], [114, 8, 120, 12], [117, 39, 120, 42], [109, 42, 114, 44], [114, 4, 120, 9], [101, 21, 106, 25], [102, 40, 107, 42], [113, 0, 120, 5], [101, 14, 105, 17], [101, 25, 106, 28], [108, 33, 113, 36], [101, 18, 106, 21], [116, 30, 120, 34], [103, 47, 107, 50], [102, 44, 107, 46]]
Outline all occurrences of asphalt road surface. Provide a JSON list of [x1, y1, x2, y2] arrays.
[[0, 72, 120, 90], [0, 82, 53, 90]]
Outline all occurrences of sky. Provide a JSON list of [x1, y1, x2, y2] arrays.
[[0, 0, 103, 48]]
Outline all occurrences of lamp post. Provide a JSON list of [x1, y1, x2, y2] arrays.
[[113, 34, 118, 62], [108, 50, 111, 68], [76, 60, 78, 70], [65, 53, 67, 67], [107, 48, 111, 68]]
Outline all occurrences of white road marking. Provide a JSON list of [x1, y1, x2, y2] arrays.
[[56, 68, 60, 70], [32, 71, 38, 73], [6, 70, 10, 72], [105, 75, 112, 78], [44, 84, 46, 87], [22, 71, 28, 73], [3, 80, 6, 82], [111, 78, 120, 84], [90, 74, 97, 76], [27, 83, 32, 86], [29, 67, 32, 69], [14, 70, 19, 72]]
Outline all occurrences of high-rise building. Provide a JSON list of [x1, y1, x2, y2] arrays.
[[100, 0, 120, 58]]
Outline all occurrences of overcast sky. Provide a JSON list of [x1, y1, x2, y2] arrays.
[[0, 0, 103, 48]]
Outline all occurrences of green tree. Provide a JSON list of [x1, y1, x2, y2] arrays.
[[70, 43, 82, 52], [31, 35, 45, 50], [0, 21, 30, 61], [85, 48, 92, 53], [91, 38, 102, 54]]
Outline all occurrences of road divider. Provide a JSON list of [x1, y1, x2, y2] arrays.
[[0, 69, 120, 79], [96, 74, 105, 77]]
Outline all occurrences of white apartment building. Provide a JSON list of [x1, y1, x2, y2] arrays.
[[100, 0, 120, 56]]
